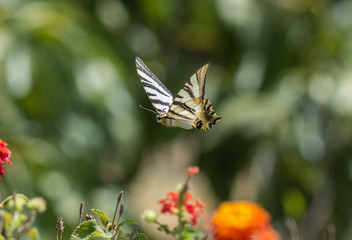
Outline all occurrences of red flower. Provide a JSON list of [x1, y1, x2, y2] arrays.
[[187, 197, 205, 226], [0, 139, 12, 179], [158, 191, 179, 214], [187, 166, 199, 176], [158, 190, 205, 226]]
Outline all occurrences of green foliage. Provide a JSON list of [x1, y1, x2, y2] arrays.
[[176, 227, 205, 240], [69, 217, 144, 240], [64, 192, 147, 240], [70, 219, 114, 240], [133, 233, 148, 240], [91, 209, 109, 228], [0, 194, 46, 240]]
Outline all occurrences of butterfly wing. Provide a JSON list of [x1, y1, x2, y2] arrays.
[[164, 98, 204, 129], [135, 57, 173, 115], [173, 63, 209, 104], [165, 63, 221, 130]]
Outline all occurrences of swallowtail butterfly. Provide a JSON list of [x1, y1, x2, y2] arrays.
[[135, 57, 220, 131]]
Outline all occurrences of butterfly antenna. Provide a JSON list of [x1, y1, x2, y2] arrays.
[[139, 105, 157, 115]]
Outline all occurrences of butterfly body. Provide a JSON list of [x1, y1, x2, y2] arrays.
[[135, 57, 220, 131]]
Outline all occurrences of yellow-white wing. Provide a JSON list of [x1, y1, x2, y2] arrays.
[[172, 63, 209, 105], [163, 63, 220, 131]]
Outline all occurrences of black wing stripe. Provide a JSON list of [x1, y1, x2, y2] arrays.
[[141, 81, 172, 98], [172, 101, 195, 115], [150, 99, 171, 106], [139, 76, 154, 85], [183, 86, 195, 99], [172, 100, 183, 106], [181, 103, 195, 114], [146, 92, 157, 97], [136, 64, 150, 76], [168, 110, 192, 120]]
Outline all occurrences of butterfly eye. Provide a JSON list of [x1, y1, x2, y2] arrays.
[[196, 121, 203, 129], [156, 116, 162, 122]]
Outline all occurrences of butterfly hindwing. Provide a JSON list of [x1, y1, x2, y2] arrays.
[[135, 57, 173, 115]]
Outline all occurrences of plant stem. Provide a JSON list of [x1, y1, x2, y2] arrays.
[[177, 183, 188, 240]]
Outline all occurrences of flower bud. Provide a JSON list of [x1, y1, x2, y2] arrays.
[[141, 210, 158, 223], [28, 197, 47, 213]]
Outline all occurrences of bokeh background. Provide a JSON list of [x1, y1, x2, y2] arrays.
[[1, 0, 352, 239]]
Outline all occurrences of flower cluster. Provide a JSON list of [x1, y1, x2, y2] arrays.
[[142, 166, 206, 239], [158, 190, 205, 226], [0, 139, 12, 179], [0, 194, 47, 239], [211, 201, 280, 240]]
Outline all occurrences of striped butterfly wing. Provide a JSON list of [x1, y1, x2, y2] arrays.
[[135, 57, 173, 115], [173, 63, 209, 103], [167, 63, 221, 131]]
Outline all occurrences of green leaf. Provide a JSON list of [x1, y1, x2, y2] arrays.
[[179, 226, 205, 240], [70, 219, 107, 240], [0, 194, 29, 209], [118, 219, 136, 227], [104, 230, 116, 239], [134, 233, 148, 240], [91, 208, 109, 227]]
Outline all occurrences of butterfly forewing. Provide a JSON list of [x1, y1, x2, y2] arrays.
[[173, 63, 209, 104], [135, 57, 173, 115]]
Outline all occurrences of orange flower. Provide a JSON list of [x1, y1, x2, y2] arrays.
[[211, 201, 280, 240], [251, 225, 281, 240]]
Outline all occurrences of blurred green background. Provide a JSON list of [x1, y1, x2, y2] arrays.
[[1, 0, 352, 239]]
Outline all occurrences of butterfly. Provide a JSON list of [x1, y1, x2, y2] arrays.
[[135, 57, 220, 131]]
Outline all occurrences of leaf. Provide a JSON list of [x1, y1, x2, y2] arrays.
[[179, 226, 205, 240], [104, 230, 116, 239], [70, 219, 108, 240], [70, 231, 102, 240], [134, 233, 148, 240], [117, 219, 136, 228], [0, 194, 29, 209], [91, 208, 109, 227]]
